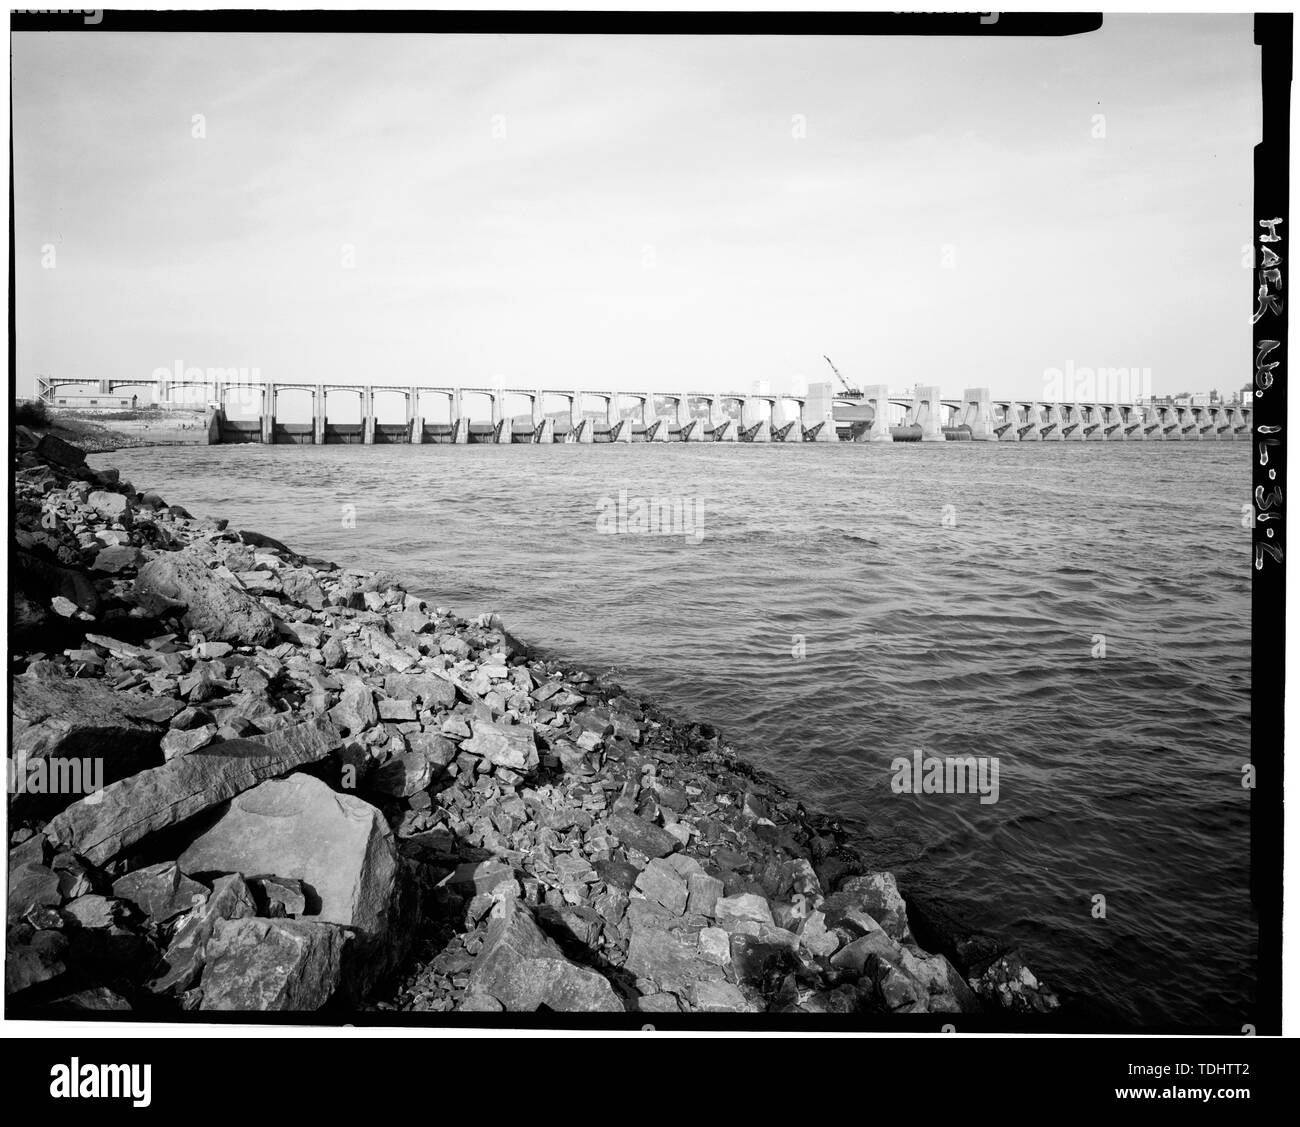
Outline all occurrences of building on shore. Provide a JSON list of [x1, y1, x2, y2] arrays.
[[48, 392, 140, 411]]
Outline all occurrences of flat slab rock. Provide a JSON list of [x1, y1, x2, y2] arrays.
[[111, 862, 207, 925], [466, 899, 624, 1012], [606, 810, 678, 858], [45, 718, 340, 866], [463, 718, 539, 772], [179, 772, 397, 939]]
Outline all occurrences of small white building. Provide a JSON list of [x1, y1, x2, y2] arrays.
[[51, 393, 139, 411]]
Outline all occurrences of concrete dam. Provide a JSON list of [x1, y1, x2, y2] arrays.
[[39, 377, 1253, 444]]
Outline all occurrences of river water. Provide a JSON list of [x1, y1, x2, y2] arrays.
[[92, 440, 1254, 1029]]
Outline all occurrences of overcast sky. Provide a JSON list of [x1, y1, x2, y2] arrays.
[[14, 18, 1259, 421]]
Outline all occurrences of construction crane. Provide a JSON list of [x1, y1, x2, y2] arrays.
[[823, 355, 862, 399]]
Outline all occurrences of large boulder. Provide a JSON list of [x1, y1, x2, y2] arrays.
[[36, 432, 86, 470], [822, 871, 913, 942], [278, 568, 326, 610], [87, 490, 133, 525], [624, 923, 724, 999], [134, 548, 276, 645], [383, 672, 458, 710], [828, 927, 905, 976], [11, 676, 164, 809], [90, 545, 142, 575], [466, 899, 624, 1012], [864, 952, 930, 1013], [634, 858, 689, 916], [463, 718, 539, 773], [714, 893, 775, 931], [178, 773, 397, 939], [328, 680, 378, 737], [45, 718, 341, 865], [896, 947, 981, 1013], [198, 917, 346, 1011]]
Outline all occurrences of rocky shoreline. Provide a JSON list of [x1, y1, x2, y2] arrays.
[[9, 425, 1061, 1017]]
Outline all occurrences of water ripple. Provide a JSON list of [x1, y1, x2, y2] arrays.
[[94, 440, 1253, 1029]]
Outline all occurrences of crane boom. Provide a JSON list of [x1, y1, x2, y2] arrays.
[[823, 355, 861, 398]]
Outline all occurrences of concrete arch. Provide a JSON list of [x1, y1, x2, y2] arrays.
[[321, 385, 362, 419], [620, 393, 669, 443], [539, 390, 574, 414], [651, 393, 700, 441], [456, 388, 496, 419], [416, 388, 454, 424], [105, 378, 162, 402], [271, 384, 315, 412], [205, 382, 268, 443], [769, 395, 806, 440], [564, 391, 611, 444], [536, 390, 572, 438], [733, 395, 774, 441], [574, 391, 610, 416], [41, 377, 103, 400], [1190, 405, 1218, 439], [1059, 403, 1089, 440], [881, 396, 917, 437], [412, 388, 464, 443], [991, 401, 1021, 440], [699, 394, 742, 442], [371, 386, 410, 417], [609, 392, 650, 443], [498, 389, 534, 415], [494, 389, 539, 442], [316, 386, 363, 444], [1158, 405, 1184, 439], [217, 382, 266, 419], [265, 385, 316, 445], [454, 388, 504, 443], [366, 387, 412, 444]]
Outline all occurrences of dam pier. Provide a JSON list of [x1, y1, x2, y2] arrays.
[[37, 377, 1252, 444]]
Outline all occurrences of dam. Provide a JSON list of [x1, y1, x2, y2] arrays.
[[37, 377, 1253, 444]]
